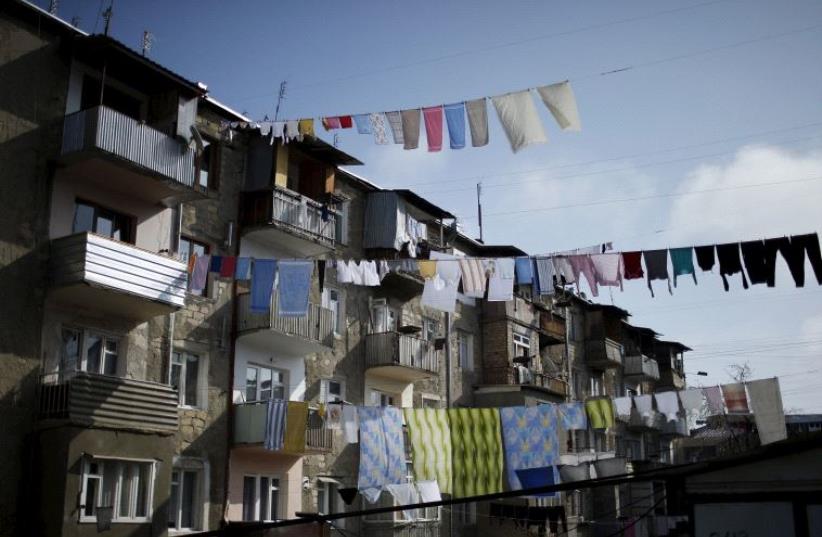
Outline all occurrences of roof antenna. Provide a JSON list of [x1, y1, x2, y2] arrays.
[[274, 80, 287, 121], [70, 15, 81, 27], [476, 182, 484, 243], [102, 0, 114, 36], [48, 0, 59, 15], [141, 31, 154, 57]]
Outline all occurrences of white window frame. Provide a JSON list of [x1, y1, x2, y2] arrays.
[[421, 395, 441, 409], [320, 378, 346, 404], [168, 465, 202, 532], [244, 364, 287, 403], [322, 287, 343, 336], [457, 331, 474, 371], [334, 199, 350, 246], [513, 332, 531, 359], [590, 371, 604, 397], [170, 350, 203, 408], [79, 456, 155, 524], [242, 474, 281, 522], [64, 327, 121, 377], [422, 317, 440, 343], [369, 389, 397, 407], [370, 299, 398, 333]]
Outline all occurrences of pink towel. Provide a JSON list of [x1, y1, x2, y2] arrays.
[[591, 253, 623, 290], [701, 386, 724, 414], [422, 106, 443, 152], [569, 254, 598, 297]]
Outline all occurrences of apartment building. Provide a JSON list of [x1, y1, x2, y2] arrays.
[[0, 3, 695, 537]]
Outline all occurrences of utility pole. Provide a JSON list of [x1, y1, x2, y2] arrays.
[[102, 0, 114, 36], [48, 0, 58, 15], [141, 31, 154, 57], [274, 80, 287, 121], [476, 182, 484, 243]]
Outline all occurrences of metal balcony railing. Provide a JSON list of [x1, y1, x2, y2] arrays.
[[482, 366, 568, 397], [364, 332, 439, 375], [237, 292, 333, 349], [241, 187, 336, 245]]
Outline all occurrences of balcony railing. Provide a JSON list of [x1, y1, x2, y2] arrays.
[[585, 337, 624, 368], [365, 332, 439, 379], [482, 366, 567, 397], [623, 354, 660, 380], [49, 232, 188, 318], [233, 401, 331, 452], [36, 371, 178, 433], [237, 292, 333, 354], [61, 105, 196, 188], [241, 187, 336, 248]]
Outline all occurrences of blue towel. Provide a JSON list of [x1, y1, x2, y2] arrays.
[[515, 466, 559, 497], [209, 255, 223, 273], [353, 114, 372, 134], [264, 399, 287, 451], [444, 102, 466, 149], [235, 257, 252, 280], [277, 261, 313, 317], [250, 259, 277, 313], [515, 256, 533, 285]]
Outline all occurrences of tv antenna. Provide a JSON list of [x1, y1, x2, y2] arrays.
[[274, 80, 287, 121]]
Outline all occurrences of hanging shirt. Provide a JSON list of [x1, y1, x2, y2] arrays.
[[277, 261, 313, 317], [404, 408, 453, 495], [500, 405, 559, 490], [781, 233, 822, 287], [325, 403, 342, 430], [384, 111, 405, 145], [400, 108, 421, 150], [622, 251, 644, 280], [369, 113, 389, 145], [533, 256, 555, 296], [716, 243, 749, 291], [458, 258, 488, 298], [515, 256, 534, 285], [642, 249, 671, 297], [487, 258, 516, 301], [250, 259, 277, 313], [465, 98, 489, 147], [722, 382, 750, 413], [553, 256, 576, 286], [694, 245, 716, 272], [669, 247, 697, 287], [335, 259, 353, 284], [591, 253, 623, 290], [633, 394, 654, 418], [536, 81, 582, 131], [271, 121, 286, 140], [746, 378, 788, 445], [342, 404, 359, 443], [740, 240, 768, 285], [569, 254, 598, 297], [360, 260, 381, 287], [285, 120, 300, 141], [612, 396, 633, 421], [491, 90, 548, 153], [190, 254, 211, 293], [444, 102, 466, 149], [422, 105, 444, 152], [556, 402, 587, 430], [449, 408, 504, 498], [421, 252, 461, 313], [353, 114, 372, 134]]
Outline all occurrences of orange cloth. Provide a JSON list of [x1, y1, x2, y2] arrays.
[[418, 260, 437, 279], [282, 401, 308, 454]]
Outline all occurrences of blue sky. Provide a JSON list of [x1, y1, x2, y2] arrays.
[[45, 0, 822, 411]]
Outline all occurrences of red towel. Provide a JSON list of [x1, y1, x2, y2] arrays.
[[338, 116, 353, 129], [422, 106, 443, 152], [220, 256, 237, 278], [622, 251, 644, 280]]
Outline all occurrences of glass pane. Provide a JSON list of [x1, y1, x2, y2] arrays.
[[245, 368, 258, 402], [118, 464, 132, 518], [135, 463, 149, 517], [103, 340, 118, 376], [96, 215, 114, 238], [184, 355, 199, 407], [73, 203, 95, 234], [85, 334, 102, 373], [101, 463, 117, 509], [259, 477, 270, 521], [271, 385, 285, 401], [61, 329, 80, 374], [242, 477, 255, 521], [329, 381, 341, 397], [192, 242, 207, 258], [260, 368, 272, 401], [270, 479, 279, 520], [178, 239, 191, 264], [181, 471, 196, 528], [169, 472, 179, 528], [317, 486, 326, 515], [84, 477, 98, 517], [171, 363, 182, 401]]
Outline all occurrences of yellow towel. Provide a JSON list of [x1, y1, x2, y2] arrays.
[[418, 260, 437, 279], [585, 398, 614, 429], [298, 119, 315, 138], [283, 401, 308, 454]]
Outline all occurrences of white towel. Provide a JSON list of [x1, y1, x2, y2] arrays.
[[487, 258, 516, 301], [385, 111, 405, 145], [458, 258, 488, 298], [491, 90, 548, 153], [536, 81, 582, 131], [553, 256, 576, 285], [335, 259, 353, 284], [678, 389, 704, 414], [416, 480, 442, 503], [361, 261, 381, 287], [612, 396, 633, 420], [386, 483, 419, 520], [421, 252, 462, 313], [746, 378, 787, 445], [342, 404, 359, 444], [633, 394, 654, 416], [654, 391, 681, 421], [369, 113, 389, 145]]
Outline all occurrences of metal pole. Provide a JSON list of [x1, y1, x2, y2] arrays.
[[476, 182, 483, 242], [444, 311, 453, 537]]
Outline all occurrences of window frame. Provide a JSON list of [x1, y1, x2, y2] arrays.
[[320, 378, 346, 404], [195, 139, 220, 192], [512, 332, 531, 359], [321, 287, 343, 336], [242, 474, 281, 522], [457, 331, 474, 371], [369, 389, 397, 407], [72, 199, 134, 243], [370, 300, 398, 334], [177, 236, 210, 265], [168, 465, 202, 532], [170, 350, 203, 409], [244, 364, 287, 403], [64, 327, 121, 377], [79, 456, 155, 524], [422, 318, 440, 343]]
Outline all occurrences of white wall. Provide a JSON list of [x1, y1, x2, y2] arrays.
[[363, 372, 414, 407], [233, 338, 306, 403]]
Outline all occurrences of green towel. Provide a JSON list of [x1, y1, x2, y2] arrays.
[[404, 408, 452, 495], [586, 398, 614, 429], [448, 408, 504, 498]]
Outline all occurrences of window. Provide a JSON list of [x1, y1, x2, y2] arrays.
[[333, 199, 350, 245], [513, 332, 531, 359], [196, 142, 219, 191], [80, 457, 154, 523], [170, 351, 202, 408], [244, 365, 286, 402], [60, 328, 81, 376], [371, 300, 398, 333], [72, 200, 133, 243], [169, 467, 200, 531], [178, 236, 209, 265], [457, 331, 474, 371], [421, 396, 441, 409], [369, 389, 396, 407], [322, 288, 343, 335], [317, 480, 342, 516], [79, 74, 142, 120], [320, 379, 345, 403], [59, 328, 121, 377], [589, 371, 604, 397], [242, 475, 280, 522], [422, 318, 440, 343]]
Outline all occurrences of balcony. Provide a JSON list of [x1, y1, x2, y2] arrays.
[[660, 418, 689, 437], [365, 332, 439, 381], [481, 366, 567, 398], [540, 312, 566, 345], [240, 187, 336, 257], [36, 371, 178, 433], [49, 232, 188, 321], [658, 368, 686, 390], [233, 402, 330, 453], [60, 106, 202, 205], [237, 293, 333, 356], [584, 337, 624, 368], [623, 354, 660, 381]]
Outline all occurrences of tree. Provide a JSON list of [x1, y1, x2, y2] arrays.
[[725, 362, 753, 383]]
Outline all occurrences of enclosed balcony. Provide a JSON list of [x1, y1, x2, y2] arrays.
[[233, 403, 331, 453], [623, 354, 660, 381], [585, 337, 624, 368], [60, 106, 202, 206], [36, 371, 178, 433], [658, 368, 686, 390], [240, 187, 336, 257], [237, 292, 333, 356], [627, 410, 663, 432], [49, 232, 188, 321], [365, 332, 439, 381], [540, 312, 566, 346]]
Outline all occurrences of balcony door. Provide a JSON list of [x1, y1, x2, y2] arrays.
[[371, 301, 398, 333]]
